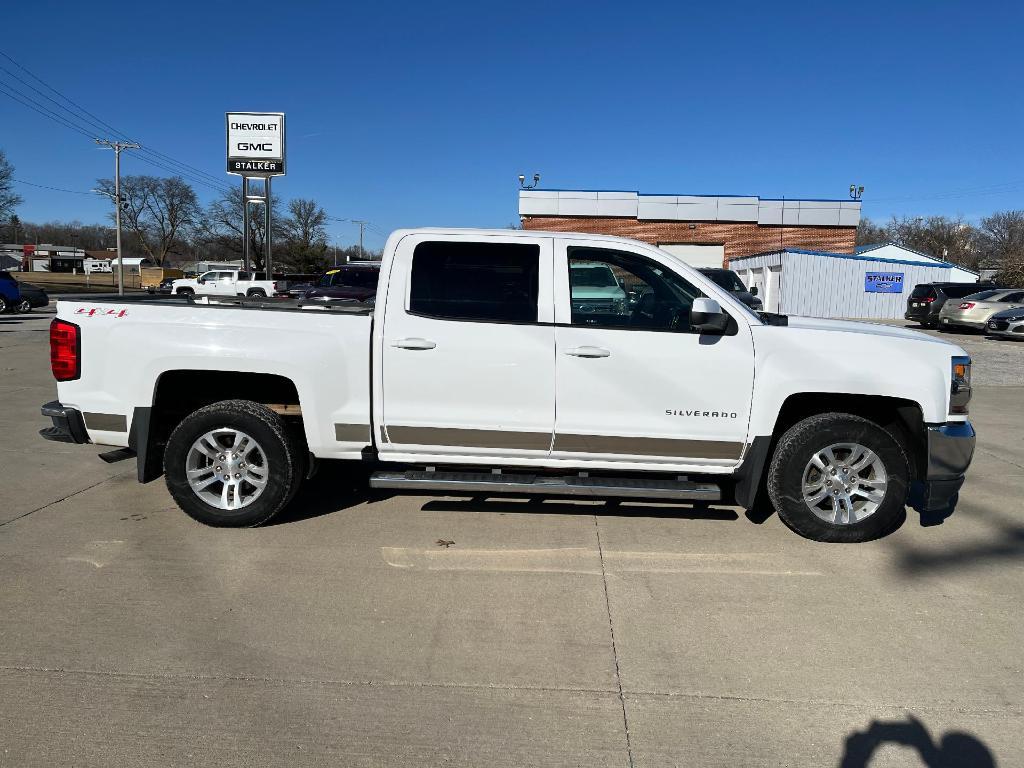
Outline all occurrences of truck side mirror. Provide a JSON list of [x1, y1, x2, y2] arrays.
[[690, 297, 729, 334], [750, 286, 758, 296]]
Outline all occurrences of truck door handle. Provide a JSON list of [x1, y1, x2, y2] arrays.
[[392, 337, 437, 350], [564, 345, 610, 358]]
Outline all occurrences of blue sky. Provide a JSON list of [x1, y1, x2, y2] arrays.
[[2, 0, 1023, 248]]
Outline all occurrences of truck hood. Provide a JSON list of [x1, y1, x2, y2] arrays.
[[783, 315, 958, 347]]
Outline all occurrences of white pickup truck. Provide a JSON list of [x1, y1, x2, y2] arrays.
[[170, 269, 278, 298], [40, 228, 975, 542]]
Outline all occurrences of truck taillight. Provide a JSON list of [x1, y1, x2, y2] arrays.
[[50, 318, 81, 381]]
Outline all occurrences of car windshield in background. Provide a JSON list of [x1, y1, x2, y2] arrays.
[[321, 269, 380, 288], [965, 289, 1002, 301], [570, 266, 618, 287], [705, 270, 747, 292]]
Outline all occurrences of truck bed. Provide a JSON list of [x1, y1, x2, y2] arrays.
[[52, 293, 375, 461]]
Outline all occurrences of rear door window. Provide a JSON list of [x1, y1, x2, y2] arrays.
[[965, 289, 1001, 301], [1000, 292, 1024, 303], [943, 284, 982, 298], [410, 241, 540, 323]]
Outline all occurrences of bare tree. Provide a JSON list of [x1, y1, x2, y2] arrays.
[[1, 149, 23, 222], [974, 211, 1024, 285], [888, 215, 978, 270], [280, 198, 328, 272], [855, 217, 888, 247], [197, 185, 284, 272], [16, 219, 115, 250], [97, 175, 200, 265]]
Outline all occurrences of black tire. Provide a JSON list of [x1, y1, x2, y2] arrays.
[[164, 400, 301, 527], [247, 289, 267, 298], [0, 297, 7, 313], [176, 288, 194, 297], [16, 299, 32, 313], [766, 413, 908, 543]]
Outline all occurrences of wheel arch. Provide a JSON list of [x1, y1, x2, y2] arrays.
[[733, 392, 926, 510], [135, 369, 304, 483]]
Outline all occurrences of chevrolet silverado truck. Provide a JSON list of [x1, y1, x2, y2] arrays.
[[40, 228, 976, 542], [170, 269, 278, 298]]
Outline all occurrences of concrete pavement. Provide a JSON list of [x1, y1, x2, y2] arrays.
[[1, 310, 1022, 766]]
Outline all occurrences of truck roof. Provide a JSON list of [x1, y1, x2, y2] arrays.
[[386, 227, 660, 248]]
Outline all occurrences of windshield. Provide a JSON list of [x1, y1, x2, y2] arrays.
[[320, 269, 380, 288], [570, 265, 618, 287], [702, 269, 747, 292]]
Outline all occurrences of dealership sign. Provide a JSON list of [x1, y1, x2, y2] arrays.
[[226, 112, 285, 176], [864, 272, 904, 293]]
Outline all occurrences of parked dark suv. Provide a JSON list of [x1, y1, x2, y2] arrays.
[[905, 282, 987, 328], [697, 267, 762, 310], [304, 263, 381, 303], [0, 270, 22, 314]]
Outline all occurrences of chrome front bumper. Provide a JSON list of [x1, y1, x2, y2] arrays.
[[910, 421, 976, 516]]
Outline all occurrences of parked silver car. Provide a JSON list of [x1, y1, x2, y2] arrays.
[[938, 288, 1024, 330], [985, 306, 1024, 339]]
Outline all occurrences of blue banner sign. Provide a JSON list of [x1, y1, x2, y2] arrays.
[[865, 272, 904, 293]]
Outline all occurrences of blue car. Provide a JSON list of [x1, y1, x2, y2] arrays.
[[0, 270, 22, 314]]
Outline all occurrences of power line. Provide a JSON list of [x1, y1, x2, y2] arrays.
[[11, 177, 95, 195], [0, 48, 229, 187], [0, 81, 97, 140], [0, 76, 230, 194], [0, 48, 232, 195]]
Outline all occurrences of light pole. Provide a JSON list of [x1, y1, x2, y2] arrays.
[[95, 139, 139, 295], [351, 220, 366, 261]]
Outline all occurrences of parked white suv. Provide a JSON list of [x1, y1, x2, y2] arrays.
[[41, 228, 975, 542], [170, 270, 277, 298]]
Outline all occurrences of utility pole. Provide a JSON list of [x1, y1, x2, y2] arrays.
[[352, 220, 366, 261], [95, 139, 139, 295]]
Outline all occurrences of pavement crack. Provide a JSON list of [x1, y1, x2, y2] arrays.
[[594, 516, 635, 768], [0, 472, 129, 529], [975, 445, 1024, 471], [3, 665, 1020, 719], [0, 665, 620, 698]]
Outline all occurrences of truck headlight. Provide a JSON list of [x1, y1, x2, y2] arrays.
[[950, 356, 971, 415]]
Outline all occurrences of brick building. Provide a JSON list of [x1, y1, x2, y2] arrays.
[[519, 189, 860, 268]]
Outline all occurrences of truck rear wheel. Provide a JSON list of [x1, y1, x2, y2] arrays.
[[164, 400, 301, 527], [766, 413, 908, 542], [176, 288, 194, 297]]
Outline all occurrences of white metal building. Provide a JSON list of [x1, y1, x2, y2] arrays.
[[729, 243, 979, 319]]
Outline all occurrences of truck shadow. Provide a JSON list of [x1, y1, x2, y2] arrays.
[[272, 466, 741, 525], [838, 714, 995, 767], [891, 497, 1024, 577]]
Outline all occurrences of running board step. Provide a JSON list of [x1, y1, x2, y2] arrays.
[[369, 470, 720, 501]]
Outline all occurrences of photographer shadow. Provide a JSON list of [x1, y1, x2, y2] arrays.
[[839, 715, 995, 768]]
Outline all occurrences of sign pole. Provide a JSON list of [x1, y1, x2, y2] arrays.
[[265, 176, 273, 280], [242, 177, 250, 274]]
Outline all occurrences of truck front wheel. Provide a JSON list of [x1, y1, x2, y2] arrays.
[[164, 400, 302, 527], [766, 413, 908, 542]]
